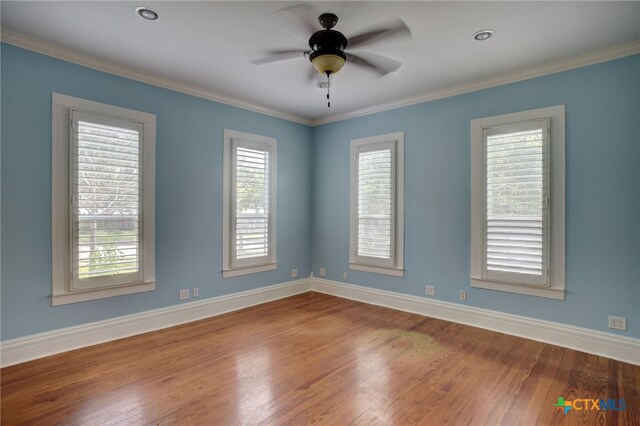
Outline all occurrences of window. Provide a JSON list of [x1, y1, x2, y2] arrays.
[[223, 130, 277, 277], [471, 105, 565, 299], [349, 132, 404, 277], [52, 93, 156, 306]]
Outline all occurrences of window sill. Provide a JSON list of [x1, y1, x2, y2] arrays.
[[471, 277, 564, 300], [349, 263, 404, 277], [52, 281, 156, 306], [223, 263, 277, 278]]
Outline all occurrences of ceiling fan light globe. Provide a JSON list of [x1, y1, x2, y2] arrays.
[[310, 53, 346, 75]]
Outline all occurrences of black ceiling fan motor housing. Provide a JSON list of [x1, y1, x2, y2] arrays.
[[309, 12, 347, 61], [308, 29, 348, 53], [308, 28, 348, 66], [308, 31, 348, 65]]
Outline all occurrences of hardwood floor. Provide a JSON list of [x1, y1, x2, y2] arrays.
[[2, 292, 639, 425]]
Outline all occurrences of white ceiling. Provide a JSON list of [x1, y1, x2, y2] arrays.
[[2, 1, 639, 123]]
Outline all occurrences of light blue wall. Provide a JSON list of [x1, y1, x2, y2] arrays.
[[2, 43, 638, 342], [312, 55, 640, 338], [1, 44, 312, 340]]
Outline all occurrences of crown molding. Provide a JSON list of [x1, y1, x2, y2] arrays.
[[0, 29, 314, 126], [311, 40, 640, 126], [2, 29, 638, 128]]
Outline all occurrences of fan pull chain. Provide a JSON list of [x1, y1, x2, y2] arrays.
[[326, 72, 331, 108]]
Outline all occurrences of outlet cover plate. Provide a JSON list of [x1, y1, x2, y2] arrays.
[[425, 286, 435, 296], [608, 316, 627, 331]]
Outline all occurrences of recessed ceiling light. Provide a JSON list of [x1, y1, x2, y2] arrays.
[[135, 6, 158, 21], [473, 29, 494, 41], [316, 82, 330, 89]]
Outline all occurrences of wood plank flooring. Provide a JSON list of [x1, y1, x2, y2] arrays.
[[2, 292, 639, 425]]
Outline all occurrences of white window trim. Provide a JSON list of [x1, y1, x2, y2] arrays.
[[349, 132, 404, 277], [51, 93, 156, 306], [222, 129, 277, 278], [471, 105, 565, 300]]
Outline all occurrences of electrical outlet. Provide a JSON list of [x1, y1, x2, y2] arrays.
[[608, 316, 627, 331], [179, 289, 190, 300], [459, 290, 467, 301], [425, 285, 435, 296], [319, 267, 326, 276], [192, 288, 199, 298], [342, 272, 348, 280], [291, 268, 298, 278]]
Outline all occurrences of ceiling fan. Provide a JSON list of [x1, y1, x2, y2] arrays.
[[251, 6, 411, 107]]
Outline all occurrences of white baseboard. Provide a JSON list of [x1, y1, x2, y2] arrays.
[[3, 277, 638, 367], [1, 279, 311, 367], [310, 278, 640, 366]]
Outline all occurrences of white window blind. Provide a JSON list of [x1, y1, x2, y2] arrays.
[[223, 130, 277, 277], [52, 94, 155, 305], [484, 119, 549, 285], [357, 146, 394, 263], [349, 132, 404, 277], [71, 111, 143, 290], [233, 144, 271, 264], [471, 106, 565, 299]]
